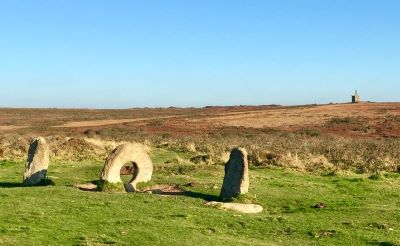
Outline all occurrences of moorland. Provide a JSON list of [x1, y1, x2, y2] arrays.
[[1, 103, 400, 245]]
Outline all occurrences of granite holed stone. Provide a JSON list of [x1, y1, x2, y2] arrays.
[[101, 143, 153, 192]]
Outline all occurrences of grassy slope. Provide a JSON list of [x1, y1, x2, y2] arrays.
[[0, 149, 399, 246]]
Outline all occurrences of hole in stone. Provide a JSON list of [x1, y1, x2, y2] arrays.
[[120, 162, 139, 184]]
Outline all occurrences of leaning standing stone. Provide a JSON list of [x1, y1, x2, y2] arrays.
[[220, 148, 249, 199], [23, 137, 50, 186]]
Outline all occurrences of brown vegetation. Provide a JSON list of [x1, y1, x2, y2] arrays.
[[1, 103, 400, 173]]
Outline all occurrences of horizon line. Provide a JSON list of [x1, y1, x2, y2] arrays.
[[1, 101, 397, 110]]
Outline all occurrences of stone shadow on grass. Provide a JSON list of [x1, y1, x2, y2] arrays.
[[0, 182, 23, 188], [182, 191, 220, 202], [142, 184, 220, 201], [77, 181, 221, 202], [145, 189, 220, 202], [26, 178, 55, 187], [367, 240, 398, 246], [0, 178, 55, 188]]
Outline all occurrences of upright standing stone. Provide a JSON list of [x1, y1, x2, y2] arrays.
[[23, 137, 50, 186], [220, 148, 249, 198], [101, 143, 153, 192]]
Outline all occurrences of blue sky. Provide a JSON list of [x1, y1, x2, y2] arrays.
[[0, 0, 399, 108]]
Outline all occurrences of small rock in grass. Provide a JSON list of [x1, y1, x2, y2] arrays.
[[206, 202, 263, 214], [183, 182, 196, 187], [312, 203, 327, 209]]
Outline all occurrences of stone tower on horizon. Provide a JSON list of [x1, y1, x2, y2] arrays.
[[352, 90, 361, 103]]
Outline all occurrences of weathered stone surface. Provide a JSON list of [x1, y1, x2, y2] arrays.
[[206, 202, 263, 214], [101, 143, 153, 192], [23, 137, 50, 186], [220, 148, 249, 198]]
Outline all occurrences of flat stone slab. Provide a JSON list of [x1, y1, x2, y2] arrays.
[[206, 202, 263, 214], [76, 183, 100, 192]]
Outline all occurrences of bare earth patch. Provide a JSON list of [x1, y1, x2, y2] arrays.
[[52, 115, 181, 128], [142, 184, 184, 196], [0, 125, 27, 131], [76, 183, 100, 192], [197, 103, 395, 129], [75, 183, 184, 195], [2, 103, 400, 138]]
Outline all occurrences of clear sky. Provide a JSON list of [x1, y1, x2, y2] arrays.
[[0, 0, 399, 108]]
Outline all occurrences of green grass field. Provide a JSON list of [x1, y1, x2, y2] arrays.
[[0, 148, 399, 245]]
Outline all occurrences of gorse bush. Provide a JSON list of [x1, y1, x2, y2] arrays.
[[151, 129, 400, 174], [1, 126, 400, 174]]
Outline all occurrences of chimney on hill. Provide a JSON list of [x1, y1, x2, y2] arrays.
[[352, 90, 361, 103]]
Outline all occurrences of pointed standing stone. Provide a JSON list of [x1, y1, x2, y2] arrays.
[[220, 148, 249, 199], [23, 137, 50, 186]]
